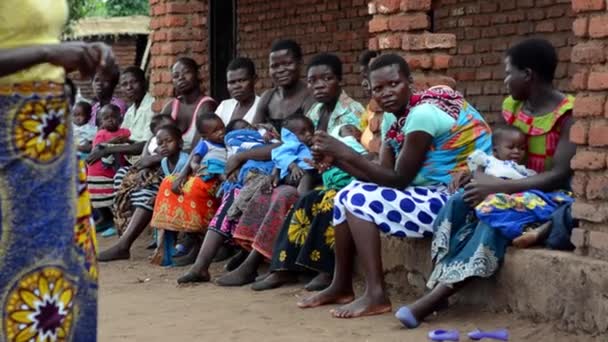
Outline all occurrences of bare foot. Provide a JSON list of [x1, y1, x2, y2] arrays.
[[331, 293, 391, 319], [177, 270, 210, 284], [296, 285, 354, 309], [215, 268, 257, 287], [98, 244, 130, 262], [251, 271, 299, 291], [512, 221, 552, 249], [304, 273, 332, 292], [224, 250, 248, 272]]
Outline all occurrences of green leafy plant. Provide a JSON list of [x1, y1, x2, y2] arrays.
[[105, 0, 149, 17]]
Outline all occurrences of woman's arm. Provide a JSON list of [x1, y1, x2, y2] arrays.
[[315, 131, 433, 188], [251, 90, 272, 124], [225, 143, 280, 176]]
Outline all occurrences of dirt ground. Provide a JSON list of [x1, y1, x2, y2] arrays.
[[98, 236, 602, 342]]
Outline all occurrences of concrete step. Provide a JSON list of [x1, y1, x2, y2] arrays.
[[378, 236, 608, 334]]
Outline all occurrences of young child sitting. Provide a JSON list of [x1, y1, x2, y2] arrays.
[[87, 104, 131, 228], [457, 125, 573, 247], [72, 101, 97, 158], [270, 114, 317, 193]]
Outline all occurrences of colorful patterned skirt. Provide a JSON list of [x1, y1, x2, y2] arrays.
[[232, 185, 299, 259], [0, 83, 98, 342], [150, 175, 220, 233], [270, 188, 337, 274]]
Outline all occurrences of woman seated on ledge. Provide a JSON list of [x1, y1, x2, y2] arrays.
[[298, 54, 492, 318], [395, 38, 576, 329]]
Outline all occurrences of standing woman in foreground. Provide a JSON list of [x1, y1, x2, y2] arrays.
[[0, 1, 114, 341]]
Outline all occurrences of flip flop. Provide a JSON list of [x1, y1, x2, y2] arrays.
[[101, 227, 117, 238], [395, 306, 420, 329], [428, 329, 460, 341], [468, 329, 509, 341]]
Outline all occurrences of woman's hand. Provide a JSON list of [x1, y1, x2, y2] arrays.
[[171, 176, 186, 195], [288, 163, 304, 184], [86, 148, 108, 164], [133, 156, 157, 171], [105, 136, 130, 145], [463, 172, 503, 206], [448, 170, 473, 194], [45, 42, 115, 77], [225, 154, 244, 178], [311, 131, 350, 165]]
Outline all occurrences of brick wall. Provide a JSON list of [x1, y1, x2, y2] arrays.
[[434, 0, 576, 124], [367, 0, 458, 97], [569, 0, 608, 262], [149, 0, 209, 112], [237, 0, 371, 102]]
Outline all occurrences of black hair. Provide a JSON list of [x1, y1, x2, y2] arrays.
[[96, 63, 121, 89], [225, 119, 252, 133], [270, 39, 303, 61], [307, 53, 343, 81], [74, 101, 92, 116], [150, 114, 175, 133], [492, 125, 525, 146], [369, 53, 411, 79], [506, 38, 557, 83], [100, 104, 121, 118], [196, 112, 223, 134], [359, 50, 380, 68], [156, 123, 183, 142], [283, 113, 314, 133], [227, 57, 256, 78], [122, 66, 148, 90], [65, 77, 77, 106], [174, 57, 200, 73]]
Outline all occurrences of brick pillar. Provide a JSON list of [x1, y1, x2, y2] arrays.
[[569, 0, 608, 261], [367, 0, 456, 90], [148, 0, 209, 112]]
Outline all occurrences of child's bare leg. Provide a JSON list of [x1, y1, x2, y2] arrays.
[[512, 221, 552, 249], [297, 173, 316, 195]]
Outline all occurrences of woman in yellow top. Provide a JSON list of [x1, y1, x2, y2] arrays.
[[0, 1, 114, 341]]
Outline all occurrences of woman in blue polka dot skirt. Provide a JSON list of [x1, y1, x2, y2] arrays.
[[297, 54, 492, 319]]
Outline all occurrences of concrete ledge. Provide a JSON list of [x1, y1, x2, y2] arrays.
[[378, 236, 608, 334]]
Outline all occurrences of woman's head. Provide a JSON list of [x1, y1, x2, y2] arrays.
[[283, 114, 314, 146], [121, 66, 147, 103], [156, 124, 183, 158], [72, 101, 92, 126], [150, 114, 175, 135], [196, 113, 225, 144], [93, 64, 121, 100], [492, 125, 527, 163], [368, 54, 412, 115], [269, 39, 303, 88], [504, 38, 557, 101], [172, 57, 201, 96], [99, 104, 122, 132], [359, 50, 380, 96], [306, 53, 342, 104], [226, 119, 254, 133], [226, 57, 257, 103]]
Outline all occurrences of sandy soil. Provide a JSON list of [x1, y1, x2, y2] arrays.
[[98, 236, 601, 342]]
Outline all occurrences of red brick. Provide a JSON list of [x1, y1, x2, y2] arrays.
[[405, 54, 432, 69], [476, 70, 493, 81], [424, 33, 457, 49], [150, 18, 162, 30], [400, 0, 432, 12], [571, 173, 588, 198], [574, 94, 606, 117], [388, 13, 430, 31], [572, 202, 608, 223], [458, 43, 474, 55], [166, 3, 198, 14], [424, 75, 457, 89], [192, 16, 207, 27], [376, 0, 401, 14], [570, 121, 588, 145], [535, 20, 556, 32], [586, 174, 608, 199], [152, 31, 167, 42], [368, 37, 379, 50], [164, 16, 187, 28], [526, 8, 545, 20], [571, 70, 589, 90], [546, 6, 565, 18], [571, 150, 606, 170], [454, 71, 476, 81], [588, 72, 608, 90], [152, 4, 166, 16], [588, 123, 608, 147], [369, 16, 389, 32], [480, 2, 498, 13], [432, 54, 451, 70], [517, 0, 534, 7], [572, 0, 606, 13], [572, 42, 606, 64], [378, 34, 402, 49], [589, 14, 608, 38]]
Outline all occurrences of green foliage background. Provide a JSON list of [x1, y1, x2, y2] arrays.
[[67, 0, 149, 27]]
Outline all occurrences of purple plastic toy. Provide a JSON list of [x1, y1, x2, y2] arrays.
[[467, 329, 509, 341], [428, 329, 460, 341]]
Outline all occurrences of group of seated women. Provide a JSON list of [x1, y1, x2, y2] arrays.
[[93, 37, 576, 326]]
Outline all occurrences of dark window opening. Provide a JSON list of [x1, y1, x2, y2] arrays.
[[209, 0, 237, 101]]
